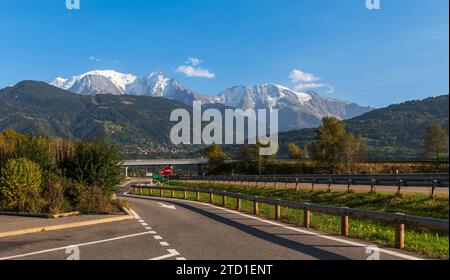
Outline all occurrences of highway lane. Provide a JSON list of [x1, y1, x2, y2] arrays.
[[0, 183, 428, 260], [120, 190, 427, 260], [0, 216, 184, 260]]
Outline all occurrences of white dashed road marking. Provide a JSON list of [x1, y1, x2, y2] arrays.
[[149, 249, 180, 260], [130, 208, 185, 260]]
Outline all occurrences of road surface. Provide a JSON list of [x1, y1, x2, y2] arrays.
[[0, 183, 428, 260]]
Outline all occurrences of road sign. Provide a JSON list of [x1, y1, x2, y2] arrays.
[[163, 166, 174, 176], [159, 169, 165, 176]]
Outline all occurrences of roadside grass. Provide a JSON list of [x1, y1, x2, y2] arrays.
[[134, 182, 449, 259]]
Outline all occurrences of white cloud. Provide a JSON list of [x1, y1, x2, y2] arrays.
[[289, 69, 321, 83], [289, 68, 335, 94], [176, 65, 215, 78], [89, 56, 101, 62], [187, 57, 202, 66], [176, 57, 215, 78], [293, 83, 326, 91]]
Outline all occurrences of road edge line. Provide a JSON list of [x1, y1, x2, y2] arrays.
[[0, 215, 133, 239]]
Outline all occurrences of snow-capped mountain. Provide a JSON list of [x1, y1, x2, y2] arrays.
[[51, 70, 137, 93], [212, 84, 312, 110], [50, 70, 373, 131]]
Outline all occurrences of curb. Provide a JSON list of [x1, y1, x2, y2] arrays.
[[0, 214, 134, 239]]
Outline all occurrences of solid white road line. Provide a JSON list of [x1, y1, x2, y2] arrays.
[[176, 257, 187, 260], [154, 235, 163, 240], [130, 209, 142, 220], [124, 192, 424, 260], [149, 249, 180, 260], [0, 231, 154, 260], [160, 242, 170, 246]]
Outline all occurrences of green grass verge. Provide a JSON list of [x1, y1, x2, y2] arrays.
[[132, 181, 449, 259]]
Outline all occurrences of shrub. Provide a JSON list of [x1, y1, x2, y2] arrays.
[[0, 158, 44, 212], [78, 186, 114, 214], [63, 139, 122, 194], [41, 174, 71, 214]]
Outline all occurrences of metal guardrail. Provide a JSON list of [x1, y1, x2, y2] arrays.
[[130, 184, 449, 250], [173, 174, 449, 195]]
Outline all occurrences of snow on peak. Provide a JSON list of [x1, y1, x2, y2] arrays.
[[50, 70, 137, 92], [78, 70, 137, 91]]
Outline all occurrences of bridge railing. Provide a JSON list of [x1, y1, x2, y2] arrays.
[[173, 174, 449, 195], [129, 184, 449, 250]]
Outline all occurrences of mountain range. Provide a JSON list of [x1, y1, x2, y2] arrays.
[[1, 80, 448, 159], [50, 70, 373, 131]]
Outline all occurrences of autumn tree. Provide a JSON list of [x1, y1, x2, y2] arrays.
[[422, 123, 449, 168], [312, 117, 346, 173], [312, 117, 366, 174], [339, 133, 367, 174], [287, 143, 305, 160], [204, 144, 226, 174]]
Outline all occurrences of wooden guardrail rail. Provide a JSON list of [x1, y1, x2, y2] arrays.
[[130, 184, 449, 249]]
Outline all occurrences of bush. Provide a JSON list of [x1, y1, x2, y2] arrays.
[[0, 158, 44, 212], [64, 139, 122, 194], [41, 174, 71, 214], [78, 186, 114, 214]]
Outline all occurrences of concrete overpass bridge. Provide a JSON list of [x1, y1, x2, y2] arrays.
[[119, 159, 233, 177]]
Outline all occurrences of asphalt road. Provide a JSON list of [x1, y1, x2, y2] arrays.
[[0, 183, 428, 260]]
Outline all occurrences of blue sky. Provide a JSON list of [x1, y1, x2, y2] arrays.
[[0, 0, 448, 107]]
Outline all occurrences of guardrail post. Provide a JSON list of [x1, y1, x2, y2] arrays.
[[237, 198, 241, 211], [347, 179, 352, 192], [285, 179, 288, 189], [303, 209, 310, 228], [196, 191, 200, 201], [160, 188, 163, 197], [275, 204, 281, 220], [311, 179, 315, 191], [370, 179, 376, 193], [295, 177, 299, 191], [395, 213, 405, 249], [171, 189, 175, 198], [183, 190, 187, 199], [253, 201, 259, 215], [328, 179, 332, 192], [210, 193, 214, 204], [341, 213, 349, 237], [397, 180, 403, 196], [431, 180, 438, 196], [222, 195, 226, 206]]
